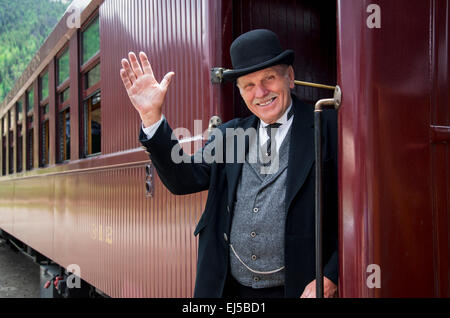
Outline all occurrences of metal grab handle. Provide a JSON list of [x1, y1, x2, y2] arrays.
[[294, 80, 335, 91], [314, 86, 341, 298], [208, 115, 222, 134], [145, 164, 154, 198]]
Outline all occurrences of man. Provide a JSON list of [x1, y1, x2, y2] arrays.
[[120, 29, 338, 298]]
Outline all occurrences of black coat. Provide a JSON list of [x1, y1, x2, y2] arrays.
[[139, 95, 338, 298]]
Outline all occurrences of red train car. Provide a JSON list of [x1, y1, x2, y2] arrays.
[[0, 0, 448, 298]]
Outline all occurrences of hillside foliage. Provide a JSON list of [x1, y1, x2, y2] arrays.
[[0, 0, 71, 102]]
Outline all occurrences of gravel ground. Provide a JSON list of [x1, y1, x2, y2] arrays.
[[0, 238, 40, 298]]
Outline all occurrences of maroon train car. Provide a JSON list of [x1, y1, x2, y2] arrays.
[[0, 0, 448, 298]]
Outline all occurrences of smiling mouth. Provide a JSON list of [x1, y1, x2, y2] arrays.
[[256, 97, 277, 107]]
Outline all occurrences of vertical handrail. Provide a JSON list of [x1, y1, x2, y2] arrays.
[[313, 86, 341, 298], [314, 109, 324, 298]]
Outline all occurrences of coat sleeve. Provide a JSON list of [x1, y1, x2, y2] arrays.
[[139, 118, 212, 195]]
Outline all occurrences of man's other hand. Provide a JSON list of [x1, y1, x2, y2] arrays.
[[300, 277, 337, 298], [120, 51, 175, 127]]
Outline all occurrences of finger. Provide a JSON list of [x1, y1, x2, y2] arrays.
[[128, 52, 144, 77], [139, 51, 154, 76], [300, 287, 309, 298], [121, 58, 137, 83], [301, 281, 315, 298], [160, 72, 175, 90], [120, 69, 133, 91], [309, 284, 317, 298], [304, 289, 312, 298]]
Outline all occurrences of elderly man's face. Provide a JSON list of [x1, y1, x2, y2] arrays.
[[237, 65, 295, 124]]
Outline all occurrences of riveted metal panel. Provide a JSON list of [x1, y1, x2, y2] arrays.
[[50, 165, 205, 298], [13, 176, 54, 258], [100, 0, 226, 155], [337, 0, 439, 297], [0, 182, 14, 234], [1, 0, 224, 298]]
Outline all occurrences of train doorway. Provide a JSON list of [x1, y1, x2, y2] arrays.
[[231, 0, 337, 118]]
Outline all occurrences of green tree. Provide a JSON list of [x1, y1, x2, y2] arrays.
[[0, 0, 72, 102]]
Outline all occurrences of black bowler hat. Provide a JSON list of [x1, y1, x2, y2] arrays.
[[222, 29, 295, 82]]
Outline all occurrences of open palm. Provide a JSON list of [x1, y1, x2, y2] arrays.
[[120, 52, 174, 127]]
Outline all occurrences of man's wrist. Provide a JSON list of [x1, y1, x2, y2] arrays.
[[142, 112, 163, 128], [142, 115, 165, 140]]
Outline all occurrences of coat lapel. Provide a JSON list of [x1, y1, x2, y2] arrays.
[[225, 115, 258, 207], [286, 96, 315, 211]]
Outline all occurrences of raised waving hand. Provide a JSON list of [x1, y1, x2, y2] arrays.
[[120, 52, 175, 127]]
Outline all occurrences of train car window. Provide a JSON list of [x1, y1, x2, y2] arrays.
[[58, 49, 70, 85], [9, 135, 14, 174], [40, 120, 49, 167], [16, 100, 23, 122], [26, 115, 33, 170], [82, 16, 99, 65], [40, 105, 49, 167], [8, 111, 13, 174], [85, 63, 100, 89], [40, 72, 49, 101], [25, 87, 35, 170], [27, 89, 34, 112], [1, 117, 5, 175], [58, 108, 70, 162], [2, 117, 6, 137], [56, 44, 71, 164], [83, 91, 101, 156], [17, 124, 23, 173], [80, 14, 101, 158], [57, 86, 70, 163], [39, 69, 49, 168], [16, 101, 23, 173], [9, 108, 14, 127], [60, 87, 70, 104]]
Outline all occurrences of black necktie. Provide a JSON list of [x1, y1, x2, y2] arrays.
[[264, 123, 282, 157], [263, 106, 294, 158]]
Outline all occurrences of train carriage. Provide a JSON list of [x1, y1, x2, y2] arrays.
[[0, 0, 448, 298]]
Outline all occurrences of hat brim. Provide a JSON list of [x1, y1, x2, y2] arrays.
[[222, 50, 295, 82]]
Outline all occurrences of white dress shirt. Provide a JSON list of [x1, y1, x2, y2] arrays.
[[258, 102, 293, 154], [142, 115, 165, 138]]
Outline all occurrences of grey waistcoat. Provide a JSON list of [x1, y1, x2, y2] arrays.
[[229, 126, 291, 289]]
